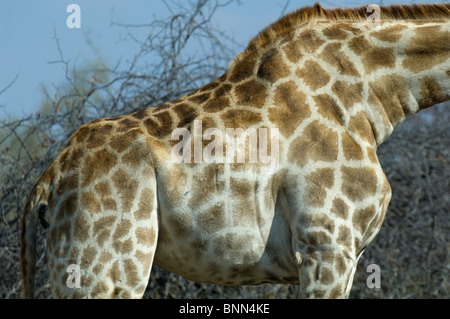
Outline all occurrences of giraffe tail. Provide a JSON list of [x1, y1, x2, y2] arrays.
[[20, 183, 50, 299]]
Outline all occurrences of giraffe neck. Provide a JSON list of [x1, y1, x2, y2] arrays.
[[229, 16, 449, 147], [350, 20, 450, 145]]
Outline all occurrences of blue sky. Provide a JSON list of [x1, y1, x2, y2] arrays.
[[0, 0, 444, 117]]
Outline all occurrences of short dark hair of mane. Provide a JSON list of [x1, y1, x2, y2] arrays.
[[239, 2, 450, 59]]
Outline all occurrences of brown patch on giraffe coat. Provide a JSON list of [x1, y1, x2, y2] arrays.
[[332, 81, 363, 109], [197, 204, 226, 234], [73, 125, 90, 144], [296, 60, 330, 91], [201, 83, 234, 113], [109, 129, 142, 153], [136, 226, 156, 247], [331, 198, 349, 220], [94, 216, 116, 246], [203, 94, 230, 113], [61, 147, 84, 173], [303, 168, 335, 208], [323, 23, 363, 40], [188, 92, 211, 104], [93, 263, 103, 275], [319, 43, 360, 77], [86, 124, 114, 149], [368, 74, 410, 125], [313, 94, 344, 126], [341, 133, 364, 161], [221, 109, 262, 128], [117, 117, 140, 133], [134, 188, 154, 220], [173, 103, 198, 127], [82, 149, 117, 187], [298, 29, 325, 53], [311, 289, 326, 298], [113, 219, 132, 240], [288, 120, 338, 167], [213, 233, 250, 260], [167, 211, 193, 238], [229, 53, 258, 83], [229, 178, 257, 226], [113, 238, 134, 254], [56, 174, 79, 195], [334, 254, 348, 277], [348, 112, 375, 144], [216, 83, 232, 97], [323, 25, 349, 40], [370, 24, 407, 42], [200, 73, 228, 96], [403, 26, 450, 73], [199, 78, 221, 92], [112, 169, 139, 213], [92, 282, 108, 296], [107, 261, 121, 283], [283, 38, 304, 63], [329, 285, 344, 299], [81, 246, 96, 266], [419, 77, 448, 109], [306, 231, 332, 246], [320, 251, 336, 265], [300, 212, 336, 235], [269, 80, 311, 138], [81, 191, 102, 215], [152, 103, 171, 113], [99, 251, 113, 263], [124, 259, 140, 287], [235, 80, 267, 108], [56, 193, 78, 220], [131, 109, 148, 120], [341, 166, 378, 202], [145, 112, 174, 139], [95, 181, 117, 211], [353, 205, 376, 234], [230, 177, 253, 197], [122, 143, 151, 169], [73, 214, 90, 243], [257, 48, 290, 83], [135, 250, 153, 276], [188, 165, 223, 208], [58, 148, 70, 172], [319, 267, 334, 285], [200, 82, 233, 114], [336, 225, 352, 247], [348, 35, 396, 74]]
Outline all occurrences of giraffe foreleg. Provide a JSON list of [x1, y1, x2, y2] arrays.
[[296, 248, 357, 299]]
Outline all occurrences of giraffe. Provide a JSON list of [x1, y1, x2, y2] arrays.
[[21, 2, 449, 298]]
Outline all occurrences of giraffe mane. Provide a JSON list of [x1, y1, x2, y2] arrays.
[[233, 2, 450, 65]]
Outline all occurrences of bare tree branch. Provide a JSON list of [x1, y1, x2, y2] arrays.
[[0, 73, 20, 97]]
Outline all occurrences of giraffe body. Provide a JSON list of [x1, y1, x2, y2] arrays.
[[21, 3, 450, 298]]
